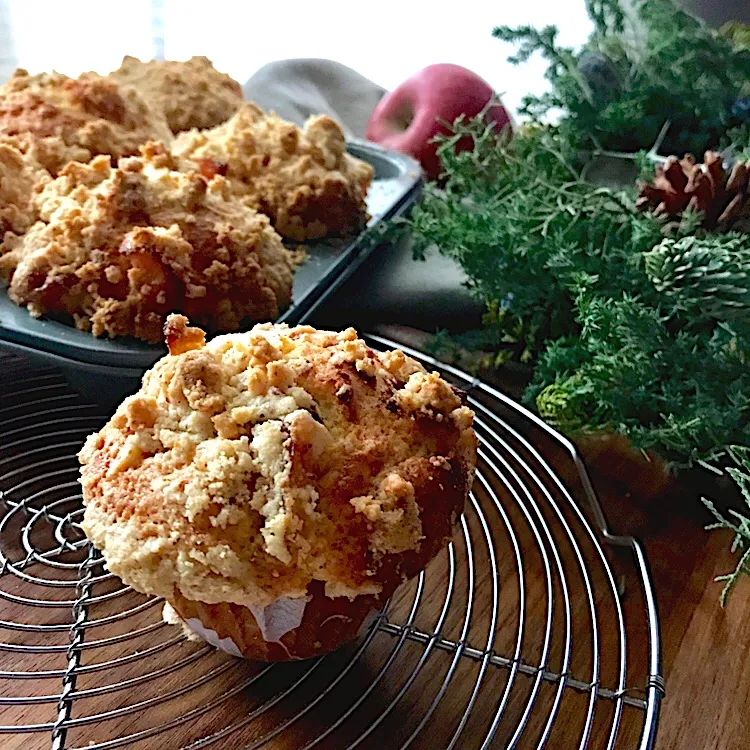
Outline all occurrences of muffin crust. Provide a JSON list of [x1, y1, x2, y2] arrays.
[[79, 317, 476, 610]]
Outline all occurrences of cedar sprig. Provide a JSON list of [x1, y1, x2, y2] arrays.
[[494, 0, 750, 155], [704, 446, 750, 603], [410, 115, 750, 467], [530, 289, 750, 467]]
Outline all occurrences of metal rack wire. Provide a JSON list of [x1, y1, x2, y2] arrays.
[[0, 337, 663, 749]]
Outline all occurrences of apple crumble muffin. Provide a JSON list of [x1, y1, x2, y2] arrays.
[[79, 316, 476, 659], [2, 144, 293, 341], [173, 103, 374, 240], [0, 68, 172, 175], [109, 56, 243, 134]]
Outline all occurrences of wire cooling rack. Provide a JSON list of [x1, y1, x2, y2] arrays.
[[0, 336, 664, 749]]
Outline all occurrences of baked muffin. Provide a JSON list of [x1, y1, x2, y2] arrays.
[[0, 68, 173, 175], [79, 316, 476, 660], [2, 144, 293, 341], [173, 103, 374, 241], [109, 56, 243, 134]]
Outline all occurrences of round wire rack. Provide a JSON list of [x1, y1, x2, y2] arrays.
[[0, 336, 664, 749]]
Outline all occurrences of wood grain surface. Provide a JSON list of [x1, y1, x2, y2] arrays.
[[593, 460, 750, 750]]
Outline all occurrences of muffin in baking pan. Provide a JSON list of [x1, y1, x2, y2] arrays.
[[109, 56, 243, 134], [173, 103, 374, 241], [1, 144, 293, 342], [0, 68, 172, 175], [79, 316, 476, 660], [0, 59, 379, 344]]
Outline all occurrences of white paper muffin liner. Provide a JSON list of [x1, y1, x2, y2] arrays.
[[162, 596, 309, 656]]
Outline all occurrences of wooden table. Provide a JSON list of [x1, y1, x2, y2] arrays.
[[595, 462, 750, 750]]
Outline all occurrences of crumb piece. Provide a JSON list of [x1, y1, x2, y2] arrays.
[[165, 314, 207, 355]]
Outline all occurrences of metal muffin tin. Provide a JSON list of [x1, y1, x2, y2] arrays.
[[0, 141, 422, 405]]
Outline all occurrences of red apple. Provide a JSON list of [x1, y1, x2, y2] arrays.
[[366, 63, 512, 180]]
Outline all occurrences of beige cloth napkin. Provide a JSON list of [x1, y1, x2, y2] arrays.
[[243, 58, 385, 139]]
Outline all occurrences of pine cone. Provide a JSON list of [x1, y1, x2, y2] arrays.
[[636, 151, 750, 232]]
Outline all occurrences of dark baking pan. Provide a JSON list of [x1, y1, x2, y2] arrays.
[[0, 141, 422, 405]]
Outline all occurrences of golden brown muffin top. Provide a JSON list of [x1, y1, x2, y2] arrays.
[[3, 144, 293, 341], [0, 68, 172, 173], [79, 317, 476, 608], [109, 56, 243, 134], [173, 103, 374, 240]]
